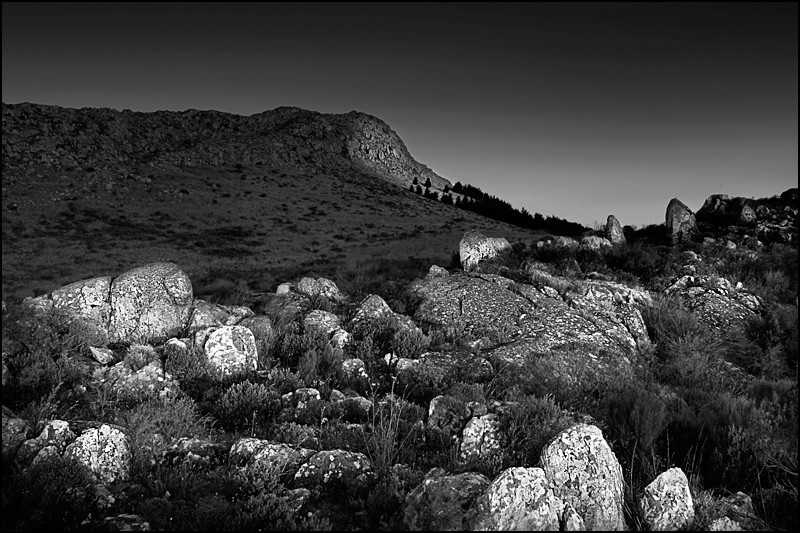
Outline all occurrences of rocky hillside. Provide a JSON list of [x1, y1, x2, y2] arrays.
[[2, 102, 451, 193], [2, 229, 795, 530], [1, 103, 537, 304]]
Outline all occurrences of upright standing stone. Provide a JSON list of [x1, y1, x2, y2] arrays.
[[605, 215, 626, 245], [666, 198, 697, 245]]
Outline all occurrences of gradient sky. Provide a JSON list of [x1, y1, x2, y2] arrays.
[[3, 2, 797, 227]]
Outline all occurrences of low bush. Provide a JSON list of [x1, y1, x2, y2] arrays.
[[214, 380, 281, 434]]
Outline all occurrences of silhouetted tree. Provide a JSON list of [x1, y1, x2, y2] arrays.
[[412, 176, 419, 185], [415, 185, 423, 195], [424, 177, 432, 188]]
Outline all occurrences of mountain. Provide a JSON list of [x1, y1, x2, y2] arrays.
[[1, 103, 541, 303]]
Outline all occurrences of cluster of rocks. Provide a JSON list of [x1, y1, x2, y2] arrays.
[[666, 189, 798, 247], [2, 227, 779, 530], [2, 102, 451, 197]]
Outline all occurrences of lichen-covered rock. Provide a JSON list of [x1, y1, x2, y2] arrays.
[[562, 503, 587, 531], [540, 424, 626, 531], [330, 328, 351, 349], [195, 325, 257, 377], [580, 235, 613, 249], [161, 437, 228, 467], [605, 215, 626, 245], [237, 315, 275, 355], [292, 449, 372, 489], [16, 419, 75, 466], [109, 262, 193, 343], [640, 467, 694, 531], [231, 438, 315, 481], [394, 351, 494, 385], [469, 467, 562, 531], [341, 358, 369, 380], [185, 299, 229, 333], [96, 360, 179, 402], [403, 469, 489, 530], [695, 490, 766, 531], [2, 415, 30, 457], [665, 275, 762, 335], [89, 346, 116, 365], [459, 230, 511, 272], [293, 387, 321, 410], [295, 277, 345, 301], [427, 395, 472, 436], [303, 309, 341, 336], [350, 294, 424, 339], [101, 514, 151, 531], [460, 414, 502, 464], [426, 265, 450, 279], [50, 276, 113, 343], [666, 198, 698, 244], [65, 424, 131, 484]]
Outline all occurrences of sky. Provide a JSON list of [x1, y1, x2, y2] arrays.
[[2, 2, 797, 227]]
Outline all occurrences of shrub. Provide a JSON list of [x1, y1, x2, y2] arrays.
[[362, 392, 425, 475], [125, 343, 160, 371], [500, 394, 574, 468], [214, 381, 280, 434], [1, 453, 97, 530]]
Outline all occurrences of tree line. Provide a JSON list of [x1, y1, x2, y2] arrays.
[[409, 177, 587, 237]]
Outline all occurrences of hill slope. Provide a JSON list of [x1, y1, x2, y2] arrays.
[[1, 103, 541, 303]]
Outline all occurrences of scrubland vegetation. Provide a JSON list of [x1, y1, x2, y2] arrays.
[[2, 238, 797, 530]]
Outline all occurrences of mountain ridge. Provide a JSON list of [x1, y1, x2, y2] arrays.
[[1, 102, 452, 193]]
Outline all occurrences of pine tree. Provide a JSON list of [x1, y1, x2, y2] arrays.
[[413, 176, 419, 185], [409, 184, 414, 192], [415, 185, 423, 194], [424, 177, 432, 188]]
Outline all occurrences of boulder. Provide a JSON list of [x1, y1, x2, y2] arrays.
[[469, 466, 562, 531], [64, 424, 131, 485], [295, 277, 345, 301], [639, 467, 694, 531], [15, 419, 75, 467], [292, 449, 372, 489], [580, 235, 613, 249], [403, 469, 489, 530], [460, 414, 502, 464], [540, 424, 626, 531], [231, 438, 315, 481], [109, 262, 193, 343], [459, 230, 511, 272], [739, 205, 757, 225], [95, 360, 179, 402], [427, 395, 472, 436], [303, 310, 341, 337], [666, 198, 698, 244], [161, 437, 228, 467], [665, 275, 762, 335], [194, 325, 258, 377], [605, 215, 626, 245], [50, 276, 113, 343]]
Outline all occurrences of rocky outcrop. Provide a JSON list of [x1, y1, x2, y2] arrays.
[[403, 469, 489, 530], [639, 467, 694, 531], [580, 235, 613, 249], [459, 230, 511, 272], [665, 275, 762, 335], [469, 467, 563, 531], [292, 449, 373, 490], [459, 414, 502, 464], [666, 198, 698, 244], [540, 424, 626, 531]]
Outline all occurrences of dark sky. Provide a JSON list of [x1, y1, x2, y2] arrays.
[[3, 2, 797, 227]]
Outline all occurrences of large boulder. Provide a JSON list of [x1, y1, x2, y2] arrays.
[[295, 277, 345, 301], [540, 424, 626, 531], [469, 467, 563, 531], [230, 438, 315, 481], [639, 467, 694, 531], [403, 469, 489, 530], [666, 198, 698, 244], [459, 230, 511, 272], [605, 215, 626, 245], [64, 424, 131, 485], [109, 262, 193, 343]]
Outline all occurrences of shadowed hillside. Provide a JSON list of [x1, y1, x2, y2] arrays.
[[1, 103, 542, 303]]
